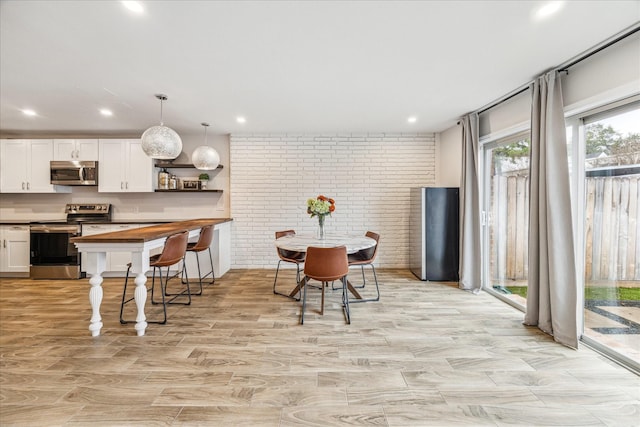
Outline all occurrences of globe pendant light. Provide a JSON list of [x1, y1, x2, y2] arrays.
[[141, 94, 182, 159], [192, 122, 220, 170]]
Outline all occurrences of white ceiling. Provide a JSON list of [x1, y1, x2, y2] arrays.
[[1, 1, 639, 137]]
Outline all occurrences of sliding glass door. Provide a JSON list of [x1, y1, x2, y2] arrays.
[[581, 103, 640, 364], [483, 133, 530, 307]]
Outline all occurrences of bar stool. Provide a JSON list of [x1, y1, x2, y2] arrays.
[[301, 245, 350, 324], [180, 225, 215, 295], [120, 230, 190, 325]]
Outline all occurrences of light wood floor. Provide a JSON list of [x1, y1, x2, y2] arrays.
[[1, 269, 638, 426]]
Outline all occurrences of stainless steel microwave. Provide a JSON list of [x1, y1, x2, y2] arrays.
[[50, 160, 98, 186]]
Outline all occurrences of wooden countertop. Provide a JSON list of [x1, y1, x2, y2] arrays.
[[71, 218, 232, 244]]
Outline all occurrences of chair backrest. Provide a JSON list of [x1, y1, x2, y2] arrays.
[[153, 230, 189, 267], [362, 231, 380, 262], [275, 230, 304, 262], [304, 245, 348, 282], [190, 225, 214, 252], [275, 230, 295, 239]]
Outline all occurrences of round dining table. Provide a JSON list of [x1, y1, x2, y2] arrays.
[[274, 233, 377, 299], [274, 233, 376, 254]]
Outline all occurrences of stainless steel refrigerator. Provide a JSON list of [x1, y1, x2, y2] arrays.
[[410, 187, 460, 281]]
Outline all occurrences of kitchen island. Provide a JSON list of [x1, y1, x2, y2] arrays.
[[71, 218, 232, 337]]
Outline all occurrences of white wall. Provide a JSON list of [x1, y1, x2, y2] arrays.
[[0, 134, 231, 221], [229, 133, 436, 268], [436, 125, 462, 187]]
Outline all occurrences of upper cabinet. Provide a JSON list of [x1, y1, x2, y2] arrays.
[[0, 139, 71, 193], [53, 139, 99, 160], [98, 139, 153, 193]]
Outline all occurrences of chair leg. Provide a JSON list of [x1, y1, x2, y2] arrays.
[[181, 248, 215, 293], [301, 276, 308, 325], [274, 260, 302, 301], [348, 264, 380, 304], [165, 264, 191, 305], [120, 264, 133, 324], [321, 281, 325, 315], [342, 276, 351, 324]]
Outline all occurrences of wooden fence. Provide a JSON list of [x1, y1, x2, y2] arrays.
[[490, 175, 640, 281]]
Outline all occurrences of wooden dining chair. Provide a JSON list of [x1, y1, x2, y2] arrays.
[[273, 230, 305, 300], [120, 230, 190, 325], [301, 245, 350, 324], [347, 231, 380, 303]]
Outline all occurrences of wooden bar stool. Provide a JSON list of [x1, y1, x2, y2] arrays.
[[120, 230, 190, 325]]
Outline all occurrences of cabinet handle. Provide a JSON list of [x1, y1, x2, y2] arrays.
[[26, 182, 30, 190], [121, 182, 124, 190], [126, 182, 129, 190], [3, 239, 6, 248], [22, 182, 25, 190]]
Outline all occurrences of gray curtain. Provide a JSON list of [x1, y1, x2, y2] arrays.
[[459, 113, 482, 293], [525, 70, 578, 348]]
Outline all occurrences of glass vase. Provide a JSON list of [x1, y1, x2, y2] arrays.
[[318, 215, 326, 240]]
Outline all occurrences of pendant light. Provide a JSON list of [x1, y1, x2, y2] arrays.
[[192, 122, 220, 170], [141, 94, 182, 159]]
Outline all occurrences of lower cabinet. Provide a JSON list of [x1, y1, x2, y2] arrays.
[[0, 225, 30, 275]]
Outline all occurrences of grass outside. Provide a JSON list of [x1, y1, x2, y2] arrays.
[[503, 286, 640, 301]]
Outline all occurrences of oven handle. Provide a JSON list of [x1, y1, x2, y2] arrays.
[[30, 225, 81, 234]]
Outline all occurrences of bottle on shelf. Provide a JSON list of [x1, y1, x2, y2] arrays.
[[169, 174, 177, 190], [158, 168, 169, 189]]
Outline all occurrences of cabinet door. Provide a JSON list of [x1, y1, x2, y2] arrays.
[[76, 140, 99, 160], [54, 139, 99, 160], [28, 140, 55, 192], [125, 140, 153, 192], [98, 140, 126, 192], [0, 226, 30, 273], [53, 139, 77, 160], [0, 140, 29, 192]]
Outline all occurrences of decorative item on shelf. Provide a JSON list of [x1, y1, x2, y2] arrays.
[[307, 195, 335, 240], [198, 173, 210, 190], [141, 94, 182, 159], [169, 174, 177, 190], [158, 168, 169, 189], [182, 178, 200, 190], [192, 122, 220, 170]]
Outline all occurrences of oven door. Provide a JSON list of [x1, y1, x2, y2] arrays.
[[30, 224, 82, 279]]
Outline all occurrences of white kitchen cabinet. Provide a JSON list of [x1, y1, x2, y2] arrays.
[[98, 139, 153, 192], [53, 139, 99, 160], [0, 139, 70, 193], [0, 225, 30, 274]]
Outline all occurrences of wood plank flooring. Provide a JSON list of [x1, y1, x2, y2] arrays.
[[1, 269, 639, 426]]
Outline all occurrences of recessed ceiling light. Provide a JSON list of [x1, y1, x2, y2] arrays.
[[236, 116, 246, 124], [407, 116, 417, 123], [121, 1, 144, 14], [100, 109, 113, 117], [535, 1, 564, 20], [22, 109, 37, 116]]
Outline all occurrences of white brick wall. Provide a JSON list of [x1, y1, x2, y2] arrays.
[[230, 133, 436, 268]]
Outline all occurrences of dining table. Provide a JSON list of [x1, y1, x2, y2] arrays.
[[274, 233, 377, 299]]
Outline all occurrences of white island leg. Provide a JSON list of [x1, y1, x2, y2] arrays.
[[85, 251, 107, 337], [133, 273, 148, 336], [88, 274, 103, 336]]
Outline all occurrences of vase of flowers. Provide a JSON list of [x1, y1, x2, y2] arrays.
[[307, 195, 335, 240]]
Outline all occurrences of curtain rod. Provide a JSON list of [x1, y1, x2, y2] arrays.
[[474, 22, 640, 117]]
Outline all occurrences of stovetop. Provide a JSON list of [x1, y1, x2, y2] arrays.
[[30, 203, 112, 225]]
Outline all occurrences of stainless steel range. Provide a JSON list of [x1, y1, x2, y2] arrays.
[[30, 203, 111, 279]]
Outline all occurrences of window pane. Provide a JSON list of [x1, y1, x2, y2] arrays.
[[488, 137, 530, 305], [583, 105, 640, 362]]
